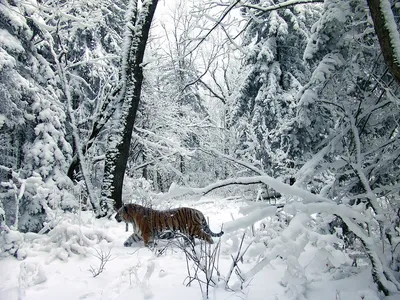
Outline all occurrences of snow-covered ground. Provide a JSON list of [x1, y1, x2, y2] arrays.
[[0, 197, 383, 300]]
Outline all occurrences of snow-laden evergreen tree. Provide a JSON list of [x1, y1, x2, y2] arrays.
[[228, 1, 322, 180], [40, 0, 128, 188], [300, 0, 400, 198], [296, 0, 400, 294], [227, 0, 400, 295], [0, 0, 74, 232]]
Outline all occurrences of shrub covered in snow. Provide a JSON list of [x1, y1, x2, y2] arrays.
[[1, 211, 113, 262], [0, 224, 26, 260]]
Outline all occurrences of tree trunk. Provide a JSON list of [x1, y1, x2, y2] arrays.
[[98, 0, 159, 217], [367, 0, 400, 85]]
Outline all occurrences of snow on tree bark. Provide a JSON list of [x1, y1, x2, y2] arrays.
[[367, 0, 400, 85], [99, 0, 159, 217]]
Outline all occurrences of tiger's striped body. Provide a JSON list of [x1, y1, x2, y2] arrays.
[[115, 203, 224, 247]]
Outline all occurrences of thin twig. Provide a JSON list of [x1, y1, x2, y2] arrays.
[[88, 248, 114, 277], [185, 0, 241, 58]]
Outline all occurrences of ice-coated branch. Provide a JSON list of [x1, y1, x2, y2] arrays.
[[179, 239, 222, 298], [239, 212, 311, 284], [349, 112, 391, 227], [293, 127, 350, 187], [132, 152, 178, 171], [65, 55, 120, 69], [67, 82, 123, 180], [198, 79, 226, 104], [225, 233, 252, 288]]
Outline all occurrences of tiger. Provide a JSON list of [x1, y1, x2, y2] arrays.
[[115, 203, 224, 247]]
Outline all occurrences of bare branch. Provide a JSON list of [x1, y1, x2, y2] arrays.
[[178, 239, 222, 298], [198, 79, 226, 104], [185, 0, 241, 58], [199, 147, 264, 175], [88, 248, 114, 277], [132, 152, 178, 171]]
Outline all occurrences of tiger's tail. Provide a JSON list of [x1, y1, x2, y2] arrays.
[[201, 217, 224, 237]]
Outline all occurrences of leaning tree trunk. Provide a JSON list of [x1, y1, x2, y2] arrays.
[[98, 0, 159, 217]]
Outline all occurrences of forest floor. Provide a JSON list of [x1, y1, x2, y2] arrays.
[[0, 197, 384, 300]]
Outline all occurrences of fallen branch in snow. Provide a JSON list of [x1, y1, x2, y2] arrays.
[[0, 224, 26, 260], [159, 175, 328, 203]]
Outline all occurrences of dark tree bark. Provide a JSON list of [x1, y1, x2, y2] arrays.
[[98, 0, 159, 217], [367, 0, 400, 85]]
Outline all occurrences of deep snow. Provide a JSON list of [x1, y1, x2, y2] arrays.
[[0, 197, 383, 300]]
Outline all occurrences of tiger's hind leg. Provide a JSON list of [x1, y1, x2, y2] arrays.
[[187, 235, 195, 246], [177, 233, 195, 247], [194, 230, 213, 244]]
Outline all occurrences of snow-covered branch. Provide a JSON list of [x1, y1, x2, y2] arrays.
[[185, 0, 241, 57], [341, 215, 400, 295], [46, 32, 100, 213], [233, 0, 323, 13], [200, 147, 264, 175], [223, 205, 279, 233], [65, 55, 120, 69], [159, 174, 329, 203]]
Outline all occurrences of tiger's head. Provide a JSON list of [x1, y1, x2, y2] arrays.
[[115, 205, 128, 223]]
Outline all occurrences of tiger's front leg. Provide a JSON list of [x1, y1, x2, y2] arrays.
[[142, 230, 152, 247], [123, 233, 143, 247]]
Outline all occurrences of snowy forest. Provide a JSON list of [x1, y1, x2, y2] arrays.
[[1, 0, 400, 299]]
